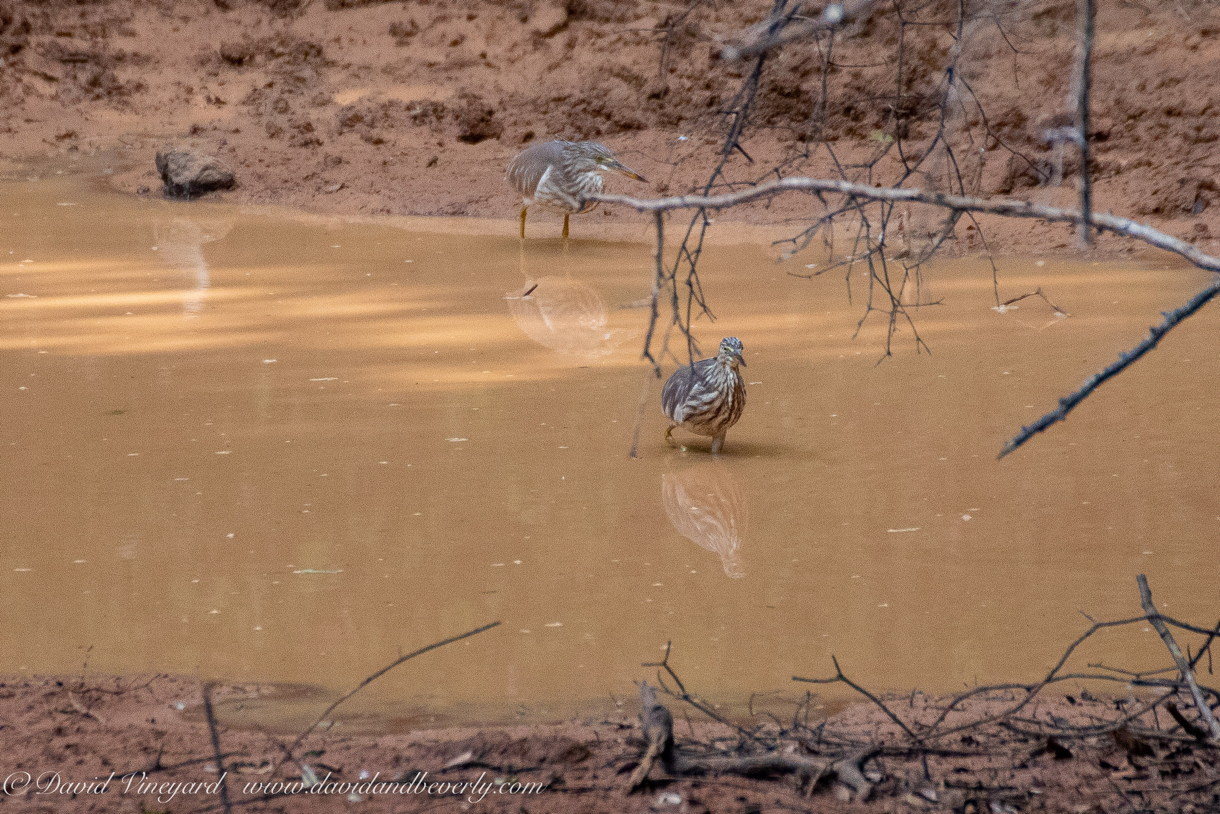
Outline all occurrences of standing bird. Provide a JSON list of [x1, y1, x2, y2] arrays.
[[506, 140, 647, 239], [662, 337, 747, 454]]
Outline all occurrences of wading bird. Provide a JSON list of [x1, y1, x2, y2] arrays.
[[506, 140, 647, 239], [662, 337, 748, 454]]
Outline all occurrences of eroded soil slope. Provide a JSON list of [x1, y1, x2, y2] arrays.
[[0, 0, 1219, 252]]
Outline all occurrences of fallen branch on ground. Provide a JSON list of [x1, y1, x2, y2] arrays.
[[626, 681, 675, 792], [626, 575, 1220, 806]]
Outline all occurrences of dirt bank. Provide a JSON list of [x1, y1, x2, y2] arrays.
[[3, 673, 1218, 813], [2, 0, 1220, 254]]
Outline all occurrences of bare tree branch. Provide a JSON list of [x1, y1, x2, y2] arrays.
[[720, 0, 883, 61], [794, 655, 918, 740], [587, 180, 1220, 272], [998, 278, 1220, 457]]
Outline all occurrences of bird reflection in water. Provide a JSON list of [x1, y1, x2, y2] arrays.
[[152, 217, 233, 316], [505, 277, 631, 357], [661, 462, 748, 578]]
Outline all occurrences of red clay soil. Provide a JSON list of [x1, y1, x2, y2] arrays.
[[4, 1, 1220, 812], [1, 0, 1220, 253], [3, 673, 1219, 813]]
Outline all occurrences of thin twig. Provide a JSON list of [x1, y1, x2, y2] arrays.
[[278, 621, 501, 768], [794, 655, 918, 740]]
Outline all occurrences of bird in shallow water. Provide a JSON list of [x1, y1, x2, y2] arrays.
[[662, 337, 747, 454], [506, 140, 647, 239]]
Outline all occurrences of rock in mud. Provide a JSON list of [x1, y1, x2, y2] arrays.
[[454, 94, 503, 145], [155, 148, 237, 199]]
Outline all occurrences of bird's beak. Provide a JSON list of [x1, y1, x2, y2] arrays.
[[610, 160, 647, 183], [736, 354, 747, 367]]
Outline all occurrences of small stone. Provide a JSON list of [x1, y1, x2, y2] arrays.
[[453, 93, 502, 144], [155, 148, 236, 199], [218, 40, 256, 66]]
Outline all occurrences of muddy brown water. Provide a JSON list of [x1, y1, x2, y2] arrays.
[[2, 172, 1219, 730]]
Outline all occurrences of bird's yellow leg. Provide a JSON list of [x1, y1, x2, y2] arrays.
[[519, 207, 528, 239], [562, 213, 570, 240], [665, 425, 679, 448]]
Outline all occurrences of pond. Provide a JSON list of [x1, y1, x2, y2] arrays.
[[2, 170, 1218, 729]]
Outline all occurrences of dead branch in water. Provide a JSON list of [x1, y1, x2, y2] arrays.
[[188, 621, 503, 813], [996, 287, 1066, 315], [643, 640, 758, 740], [281, 620, 500, 759]]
